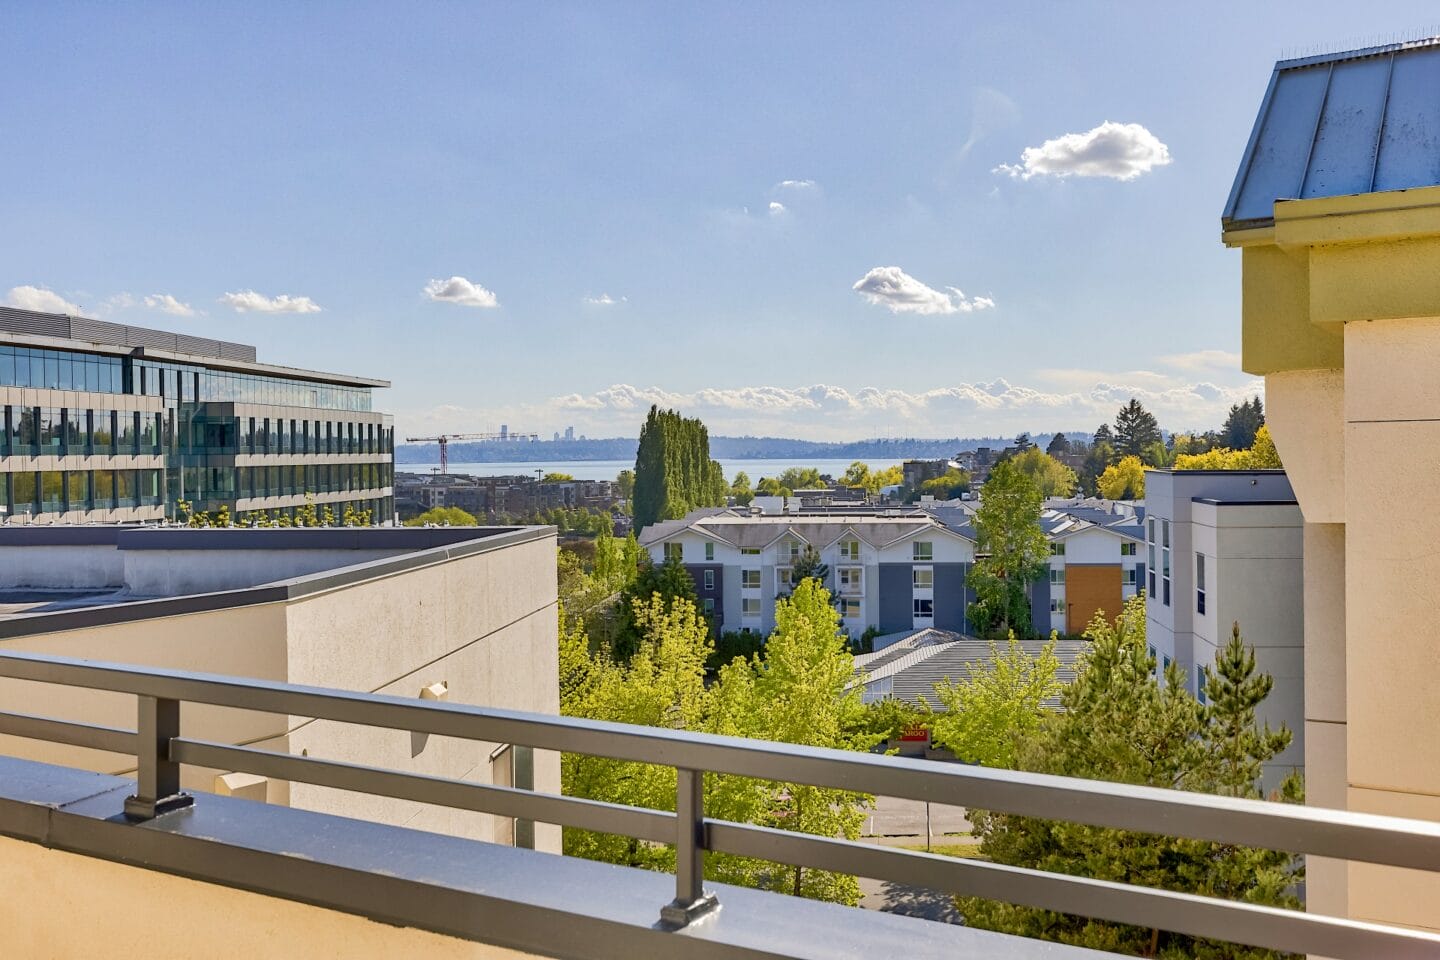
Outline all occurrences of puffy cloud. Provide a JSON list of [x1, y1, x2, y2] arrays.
[[220, 290, 322, 313], [423, 276, 498, 309], [143, 293, 195, 316], [775, 179, 816, 190], [768, 201, 787, 216], [5, 285, 81, 314], [852, 266, 995, 316], [583, 293, 626, 306], [399, 374, 1264, 442], [996, 121, 1171, 181]]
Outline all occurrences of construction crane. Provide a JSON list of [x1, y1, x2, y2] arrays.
[[404, 432, 540, 473]]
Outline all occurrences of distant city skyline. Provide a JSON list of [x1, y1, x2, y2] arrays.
[[4, 3, 1436, 440]]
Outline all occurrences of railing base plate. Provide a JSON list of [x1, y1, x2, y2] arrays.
[[124, 792, 194, 821], [660, 893, 719, 929]]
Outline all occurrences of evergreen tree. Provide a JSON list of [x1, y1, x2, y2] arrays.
[[1221, 396, 1265, 450], [789, 544, 829, 588], [958, 599, 1303, 958], [966, 461, 1048, 637], [632, 406, 728, 533], [1113, 399, 1161, 458], [1045, 433, 1072, 456], [1013, 432, 1034, 452], [611, 557, 699, 660], [1093, 423, 1115, 447]]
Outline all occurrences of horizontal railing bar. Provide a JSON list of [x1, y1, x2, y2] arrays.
[[0, 710, 137, 756], [170, 738, 675, 845], [706, 822, 1440, 960], [5, 651, 1440, 874]]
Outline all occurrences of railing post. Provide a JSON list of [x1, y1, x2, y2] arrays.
[[124, 695, 194, 820], [660, 768, 718, 928]]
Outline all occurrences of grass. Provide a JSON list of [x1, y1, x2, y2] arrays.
[[899, 840, 985, 859]]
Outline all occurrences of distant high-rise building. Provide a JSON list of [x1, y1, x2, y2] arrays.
[[553, 431, 560, 442], [500, 424, 509, 441], [564, 426, 574, 441]]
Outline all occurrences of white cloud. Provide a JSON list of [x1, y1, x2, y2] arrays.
[[768, 201, 787, 216], [143, 293, 196, 317], [1158, 349, 1242, 372], [397, 374, 1263, 443], [852, 266, 995, 316], [996, 121, 1171, 181], [5, 285, 81, 314], [775, 179, 817, 190], [423, 276, 498, 309], [220, 290, 322, 314], [583, 293, 626, 306]]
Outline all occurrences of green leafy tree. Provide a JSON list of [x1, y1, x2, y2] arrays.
[[542, 472, 576, 483], [632, 406, 728, 533], [966, 461, 1048, 638], [404, 506, 478, 527], [841, 461, 871, 489], [1097, 454, 1146, 500], [930, 634, 1060, 767], [916, 468, 970, 500], [1112, 399, 1161, 458], [614, 468, 635, 501], [1008, 447, 1078, 498], [611, 557, 700, 660], [778, 466, 824, 490], [1174, 425, 1283, 471], [958, 599, 1303, 958], [730, 470, 754, 506], [756, 476, 790, 497]]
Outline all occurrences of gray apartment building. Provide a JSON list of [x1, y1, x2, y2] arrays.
[[1142, 469, 1303, 784], [0, 307, 394, 524]]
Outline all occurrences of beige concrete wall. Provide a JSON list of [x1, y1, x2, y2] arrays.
[[122, 546, 413, 595], [1303, 523, 1347, 921], [282, 536, 560, 851], [0, 543, 125, 588], [0, 602, 290, 788], [0, 534, 561, 853], [0, 834, 535, 960]]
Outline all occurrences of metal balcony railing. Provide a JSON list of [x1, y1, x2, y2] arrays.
[[1, 649, 1438, 958]]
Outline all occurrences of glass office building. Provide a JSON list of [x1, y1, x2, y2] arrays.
[[0, 307, 394, 524]]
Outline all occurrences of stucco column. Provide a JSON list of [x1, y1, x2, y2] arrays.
[[1341, 317, 1440, 931], [1302, 521, 1346, 920]]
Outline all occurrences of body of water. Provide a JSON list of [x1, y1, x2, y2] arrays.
[[396, 458, 905, 482]]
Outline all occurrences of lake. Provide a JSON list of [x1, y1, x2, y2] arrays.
[[395, 458, 905, 482]]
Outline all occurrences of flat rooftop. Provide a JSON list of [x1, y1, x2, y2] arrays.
[[0, 306, 389, 389], [0, 526, 549, 639]]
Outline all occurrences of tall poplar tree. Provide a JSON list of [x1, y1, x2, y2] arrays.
[[632, 406, 728, 533]]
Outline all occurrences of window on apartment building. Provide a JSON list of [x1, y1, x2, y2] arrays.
[[783, 540, 802, 562], [1161, 523, 1171, 607], [1197, 666, 1209, 705], [1162, 520, 1170, 549], [838, 567, 861, 593], [1121, 541, 1137, 556], [1163, 654, 1172, 670], [1196, 553, 1206, 615], [912, 541, 933, 562], [1049, 541, 1065, 556], [740, 547, 760, 556], [741, 569, 761, 589], [1123, 568, 1137, 586], [703, 570, 715, 591], [664, 542, 683, 563], [912, 567, 933, 589], [840, 598, 861, 619], [704, 541, 715, 561], [1148, 518, 1155, 543], [742, 598, 761, 617], [1050, 598, 1066, 614], [702, 598, 715, 614], [777, 567, 793, 591], [913, 598, 934, 619], [1050, 568, 1065, 584], [839, 539, 859, 561]]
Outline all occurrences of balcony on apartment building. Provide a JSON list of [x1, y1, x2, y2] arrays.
[[2, 650, 1439, 960]]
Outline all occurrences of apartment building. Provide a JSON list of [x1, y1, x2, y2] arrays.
[[0, 307, 394, 524], [1142, 470, 1303, 784], [640, 501, 1143, 639], [1222, 38, 1440, 931]]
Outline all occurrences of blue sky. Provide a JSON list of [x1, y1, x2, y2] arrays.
[[2, 3, 1433, 441]]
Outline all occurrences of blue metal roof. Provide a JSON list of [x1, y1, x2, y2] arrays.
[[1223, 38, 1440, 229]]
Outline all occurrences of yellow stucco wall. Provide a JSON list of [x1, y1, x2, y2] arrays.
[[0, 834, 536, 960]]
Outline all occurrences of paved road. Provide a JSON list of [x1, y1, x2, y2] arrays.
[[856, 797, 971, 923]]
